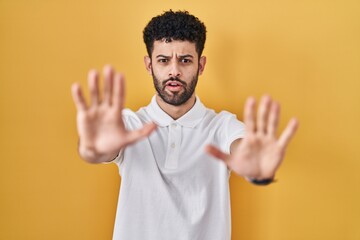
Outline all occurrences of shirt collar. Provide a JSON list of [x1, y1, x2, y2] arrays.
[[146, 95, 206, 128]]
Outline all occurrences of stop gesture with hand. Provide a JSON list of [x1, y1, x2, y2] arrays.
[[71, 66, 157, 163], [206, 95, 299, 182]]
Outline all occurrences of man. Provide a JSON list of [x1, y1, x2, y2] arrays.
[[71, 10, 298, 240]]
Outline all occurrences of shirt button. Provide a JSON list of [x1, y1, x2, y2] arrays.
[[171, 143, 176, 148], [171, 123, 177, 128]]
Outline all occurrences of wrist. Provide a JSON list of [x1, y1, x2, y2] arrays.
[[78, 142, 119, 164], [78, 144, 100, 163]]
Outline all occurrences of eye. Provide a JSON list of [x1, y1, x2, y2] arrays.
[[181, 58, 192, 63], [158, 58, 168, 63]]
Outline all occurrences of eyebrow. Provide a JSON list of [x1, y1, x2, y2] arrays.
[[156, 54, 194, 59], [178, 54, 194, 58], [156, 55, 170, 59]]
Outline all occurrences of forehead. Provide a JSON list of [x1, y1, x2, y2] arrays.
[[152, 40, 198, 57]]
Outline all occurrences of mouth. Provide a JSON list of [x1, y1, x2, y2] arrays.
[[164, 81, 184, 92]]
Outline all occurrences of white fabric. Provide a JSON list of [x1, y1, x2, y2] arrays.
[[112, 96, 245, 240]]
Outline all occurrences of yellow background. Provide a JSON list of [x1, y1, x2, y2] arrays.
[[1, 0, 359, 239]]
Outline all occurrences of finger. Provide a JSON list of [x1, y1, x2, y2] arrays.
[[71, 83, 88, 111], [103, 65, 114, 105], [256, 95, 271, 134], [88, 70, 100, 106], [267, 101, 280, 137], [244, 97, 256, 134], [113, 73, 125, 110], [278, 118, 299, 149], [124, 122, 157, 145], [205, 145, 230, 163]]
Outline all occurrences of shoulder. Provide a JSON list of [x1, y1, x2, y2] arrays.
[[217, 110, 238, 120], [203, 108, 242, 126], [121, 108, 151, 130], [201, 108, 245, 153]]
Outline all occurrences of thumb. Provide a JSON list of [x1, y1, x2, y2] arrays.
[[125, 122, 157, 146], [205, 145, 230, 163]]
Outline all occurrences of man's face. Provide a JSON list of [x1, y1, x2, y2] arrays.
[[145, 40, 206, 106]]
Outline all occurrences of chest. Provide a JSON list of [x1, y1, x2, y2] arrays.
[[147, 124, 217, 169]]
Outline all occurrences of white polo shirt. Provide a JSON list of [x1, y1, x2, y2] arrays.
[[112, 96, 245, 240]]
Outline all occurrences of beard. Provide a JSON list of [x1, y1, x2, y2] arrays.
[[152, 71, 199, 106]]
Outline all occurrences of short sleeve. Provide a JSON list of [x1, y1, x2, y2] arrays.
[[217, 111, 245, 154], [106, 108, 141, 166]]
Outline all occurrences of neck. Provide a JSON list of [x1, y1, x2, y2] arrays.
[[155, 94, 196, 120]]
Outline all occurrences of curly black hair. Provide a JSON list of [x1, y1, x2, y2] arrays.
[[143, 10, 207, 58]]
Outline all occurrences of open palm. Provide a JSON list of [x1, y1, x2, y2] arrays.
[[207, 96, 298, 180], [71, 66, 156, 163]]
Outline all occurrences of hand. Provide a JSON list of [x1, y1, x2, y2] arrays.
[[206, 95, 298, 180], [71, 65, 157, 163]]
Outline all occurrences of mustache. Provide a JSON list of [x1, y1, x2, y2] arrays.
[[163, 77, 187, 86]]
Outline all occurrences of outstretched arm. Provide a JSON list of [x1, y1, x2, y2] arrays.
[[71, 65, 157, 163], [206, 95, 298, 184]]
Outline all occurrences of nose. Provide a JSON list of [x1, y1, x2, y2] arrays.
[[168, 61, 181, 78]]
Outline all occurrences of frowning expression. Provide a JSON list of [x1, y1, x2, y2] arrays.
[[145, 39, 206, 106]]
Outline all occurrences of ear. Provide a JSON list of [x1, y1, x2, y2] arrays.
[[144, 56, 152, 75], [198, 56, 207, 75]]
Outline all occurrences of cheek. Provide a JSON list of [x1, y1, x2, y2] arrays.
[[152, 69, 166, 83], [151, 65, 165, 77], [152, 70, 162, 80], [155, 70, 174, 82], [184, 68, 199, 79]]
